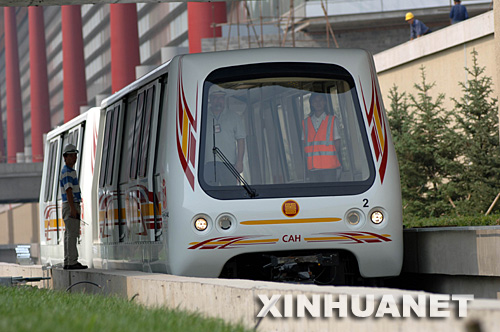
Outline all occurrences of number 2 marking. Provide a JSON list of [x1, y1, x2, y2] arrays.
[[363, 199, 369, 208]]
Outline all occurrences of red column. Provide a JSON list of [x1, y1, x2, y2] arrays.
[[110, 4, 140, 93], [61, 5, 87, 123], [4, 7, 25, 163], [29, 7, 51, 163], [187, 2, 227, 54], [0, 100, 5, 163]]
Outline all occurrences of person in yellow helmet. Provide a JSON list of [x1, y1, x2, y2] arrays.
[[405, 12, 431, 40]]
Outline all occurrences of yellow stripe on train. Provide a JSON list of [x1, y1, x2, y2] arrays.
[[373, 102, 385, 151], [240, 217, 341, 225], [98, 203, 159, 221], [44, 219, 65, 228]]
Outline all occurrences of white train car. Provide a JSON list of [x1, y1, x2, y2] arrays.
[[41, 48, 403, 284], [39, 107, 101, 268]]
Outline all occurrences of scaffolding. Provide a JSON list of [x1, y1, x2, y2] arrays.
[[207, 0, 339, 52]]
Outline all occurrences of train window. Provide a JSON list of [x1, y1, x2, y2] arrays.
[[120, 97, 138, 184], [139, 86, 155, 178], [130, 92, 145, 180], [68, 126, 83, 176], [99, 111, 113, 188], [106, 105, 120, 186], [199, 62, 375, 199], [44, 140, 58, 202], [68, 127, 79, 147]]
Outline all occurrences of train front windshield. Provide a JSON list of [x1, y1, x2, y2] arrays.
[[199, 62, 375, 199]]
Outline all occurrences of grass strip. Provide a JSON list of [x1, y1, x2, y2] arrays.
[[0, 286, 252, 332]]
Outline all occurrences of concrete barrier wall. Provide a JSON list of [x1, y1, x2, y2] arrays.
[[2, 262, 500, 332], [0, 163, 43, 203], [402, 226, 500, 299], [404, 226, 500, 277], [374, 11, 496, 115]]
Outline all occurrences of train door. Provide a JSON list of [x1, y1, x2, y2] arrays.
[[97, 103, 123, 243], [41, 124, 84, 246], [120, 80, 161, 243], [59, 125, 84, 241], [41, 137, 62, 245], [153, 76, 168, 242]]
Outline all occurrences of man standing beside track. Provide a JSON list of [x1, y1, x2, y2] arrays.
[[60, 143, 87, 270]]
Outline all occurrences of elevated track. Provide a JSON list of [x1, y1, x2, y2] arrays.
[[0, 163, 42, 203]]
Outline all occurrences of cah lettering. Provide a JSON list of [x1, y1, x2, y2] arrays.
[[282, 235, 301, 242]]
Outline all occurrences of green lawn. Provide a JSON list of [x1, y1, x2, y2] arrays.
[[0, 286, 252, 332], [404, 213, 500, 228]]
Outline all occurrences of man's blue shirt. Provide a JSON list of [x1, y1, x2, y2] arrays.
[[410, 19, 430, 39], [60, 165, 81, 203], [449, 4, 468, 24]]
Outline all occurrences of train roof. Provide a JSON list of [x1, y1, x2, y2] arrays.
[[100, 58, 173, 109], [100, 47, 372, 109], [46, 107, 100, 140]]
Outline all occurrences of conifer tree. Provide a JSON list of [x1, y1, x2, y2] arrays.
[[387, 85, 424, 215], [406, 66, 457, 217], [450, 49, 500, 214]]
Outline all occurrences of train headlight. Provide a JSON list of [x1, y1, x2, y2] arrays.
[[344, 209, 365, 228], [347, 211, 361, 225], [216, 213, 236, 233], [194, 218, 208, 231], [370, 211, 384, 224], [219, 216, 232, 230]]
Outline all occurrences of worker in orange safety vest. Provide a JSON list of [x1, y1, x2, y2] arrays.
[[302, 92, 342, 182]]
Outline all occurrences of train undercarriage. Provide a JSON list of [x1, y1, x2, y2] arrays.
[[219, 250, 380, 286]]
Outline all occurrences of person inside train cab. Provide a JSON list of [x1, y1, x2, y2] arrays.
[[303, 92, 342, 183], [204, 85, 246, 186], [60, 144, 87, 270]]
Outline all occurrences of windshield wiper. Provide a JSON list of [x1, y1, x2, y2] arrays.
[[212, 119, 258, 198], [212, 146, 258, 198]]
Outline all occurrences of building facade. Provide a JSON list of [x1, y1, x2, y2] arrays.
[[0, 0, 493, 163]]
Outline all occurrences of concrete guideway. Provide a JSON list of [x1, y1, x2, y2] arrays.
[[0, 163, 42, 203], [405, 226, 500, 277], [402, 226, 500, 299], [374, 11, 494, 73], [2, 262, 500, 331]]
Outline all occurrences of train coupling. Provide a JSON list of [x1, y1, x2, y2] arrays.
[[264, 253, 340, 283]]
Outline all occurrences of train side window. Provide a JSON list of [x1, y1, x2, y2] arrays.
[[68, 126, 83, 175], [44, 141, 58, 202], [120, 97, 137, 184], [139, 86, 155, 178], [106, 105, 120, 186], [130, 92, 145, 180], [99, 111, 114, 188], [74, 130, 79, 146]]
